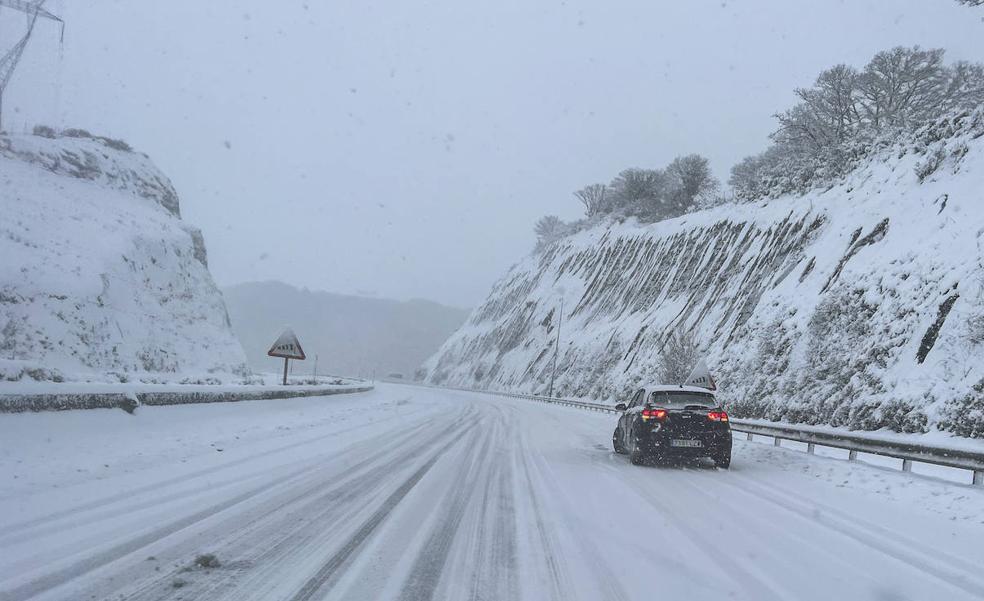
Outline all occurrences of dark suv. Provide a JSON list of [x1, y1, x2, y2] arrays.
[[613, 385, 732, 468]]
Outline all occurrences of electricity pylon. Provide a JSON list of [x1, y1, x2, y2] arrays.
[[0, 0, 64, 131]]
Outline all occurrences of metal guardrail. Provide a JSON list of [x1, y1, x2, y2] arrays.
[[733, 420, 984, 485], [454, 386, 984, 486]]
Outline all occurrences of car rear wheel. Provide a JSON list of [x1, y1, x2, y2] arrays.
[[629, 439, 646, 465], [713, 445, 731, 469], [612, 429, 625, 454]]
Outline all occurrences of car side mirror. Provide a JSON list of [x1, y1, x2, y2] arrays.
[[614, 403, 627, 412]]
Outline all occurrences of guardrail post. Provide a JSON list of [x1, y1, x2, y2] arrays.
[[774, 437, 782, 447], [746, 432, 753, 441], [901, 459, 912, 473], [974, 470, 983, 486], [848, 450, 858, 461], [807, 443, 815, 455]]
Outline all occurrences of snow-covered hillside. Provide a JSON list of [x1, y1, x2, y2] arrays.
[[0, 131, 248, 383], [422, 110, 984, 437]]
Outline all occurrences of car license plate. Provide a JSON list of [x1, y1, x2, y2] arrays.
[[671, 439, 702, 448]]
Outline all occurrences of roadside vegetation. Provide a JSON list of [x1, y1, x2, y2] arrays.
[[533, 45, 984, 250]]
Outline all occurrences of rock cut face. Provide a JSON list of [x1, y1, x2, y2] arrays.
[[0, 132, 247, 383], [422, 111, 984, 437]]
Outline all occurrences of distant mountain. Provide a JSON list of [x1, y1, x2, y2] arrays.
[[223, 281, 468, 379]]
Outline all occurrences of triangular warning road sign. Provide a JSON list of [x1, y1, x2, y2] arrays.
[[267, 328, 306, 360], [685, 358, 716, 390]]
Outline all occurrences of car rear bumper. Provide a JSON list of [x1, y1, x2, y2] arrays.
[[639, 429, 731, 457]]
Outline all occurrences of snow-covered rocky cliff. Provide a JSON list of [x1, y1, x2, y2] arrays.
[[0, 131, 248, 383], [422, 110, 984, 437]]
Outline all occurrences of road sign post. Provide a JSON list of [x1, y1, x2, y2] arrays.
[[267, 328, 306, 385]]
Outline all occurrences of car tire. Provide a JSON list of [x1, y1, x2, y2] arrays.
[[713, 446, 732, 469], [629, 440, 646, 466], [612, 429, 625, 454]]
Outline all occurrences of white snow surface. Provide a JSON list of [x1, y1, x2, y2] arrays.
[[1, 384, 982, 601], [0, 375, 362, 396], [422, 110, 984, 436], [0, 132, 248, 383]]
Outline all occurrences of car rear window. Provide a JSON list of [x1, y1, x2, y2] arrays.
[[648, 391, 716, 408]]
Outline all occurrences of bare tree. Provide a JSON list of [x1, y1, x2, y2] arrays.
[[858, 46, 947, 132], [656, 330, 701, 384], [941, 61, 984, 114], [573, 183, 607, 217]]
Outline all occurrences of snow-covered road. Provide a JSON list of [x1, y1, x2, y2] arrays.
[[2, 384, 983, 601]]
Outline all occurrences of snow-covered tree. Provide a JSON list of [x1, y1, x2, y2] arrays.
[[608, 168, 668, 217], [534, 215, 566, 251], [858, 47, 948, 132], [730, 46, 984, 202], [728, 146, 787, 201], [667, 154, 719, 212], [775, 64, 862, 155]]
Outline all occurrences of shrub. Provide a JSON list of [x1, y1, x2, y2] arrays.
[[61, 128, 93, 138], [937, 379, 984, 438], [32, 125, 56, 138], [99, 136, 133, 152], [969, 313, 984, 346]]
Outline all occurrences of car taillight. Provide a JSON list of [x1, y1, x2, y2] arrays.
[[707, 410, 729, 422], [641, 408, 667, 421]]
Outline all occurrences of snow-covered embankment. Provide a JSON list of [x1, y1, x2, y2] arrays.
[[0, 130, 248, 384], [422, 110, 984, 437]]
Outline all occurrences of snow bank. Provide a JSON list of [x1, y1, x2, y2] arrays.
[[422, 110, 984, 437], [0, 381, 373, 413], [0, 131, 248, 383]]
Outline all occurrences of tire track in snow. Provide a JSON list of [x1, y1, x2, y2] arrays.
[[114, 415, 462, 601], [724, 471, 983, 576], [0, 410, 456, 601], [464, 421, 519, 601], [0, 467, 269, 548], [0, 402, 433, 540], [522, 434, 629, 601], [287, 425, 476, 601], [0, 461, 322, 601], [495, 399, 628, 601], [469, 456, 520, 601], [398, 419, 497, 601], [609, 464, 789, 601], [710, 472, 984, 599], [664, 470, 892, 594], [514, 434, 576, 601]]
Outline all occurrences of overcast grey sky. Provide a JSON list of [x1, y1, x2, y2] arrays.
[[6, 0, 983, 307]]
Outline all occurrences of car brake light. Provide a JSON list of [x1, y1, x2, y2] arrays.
[[707, 410, 729, 422], [641, 408, 667, 421]]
